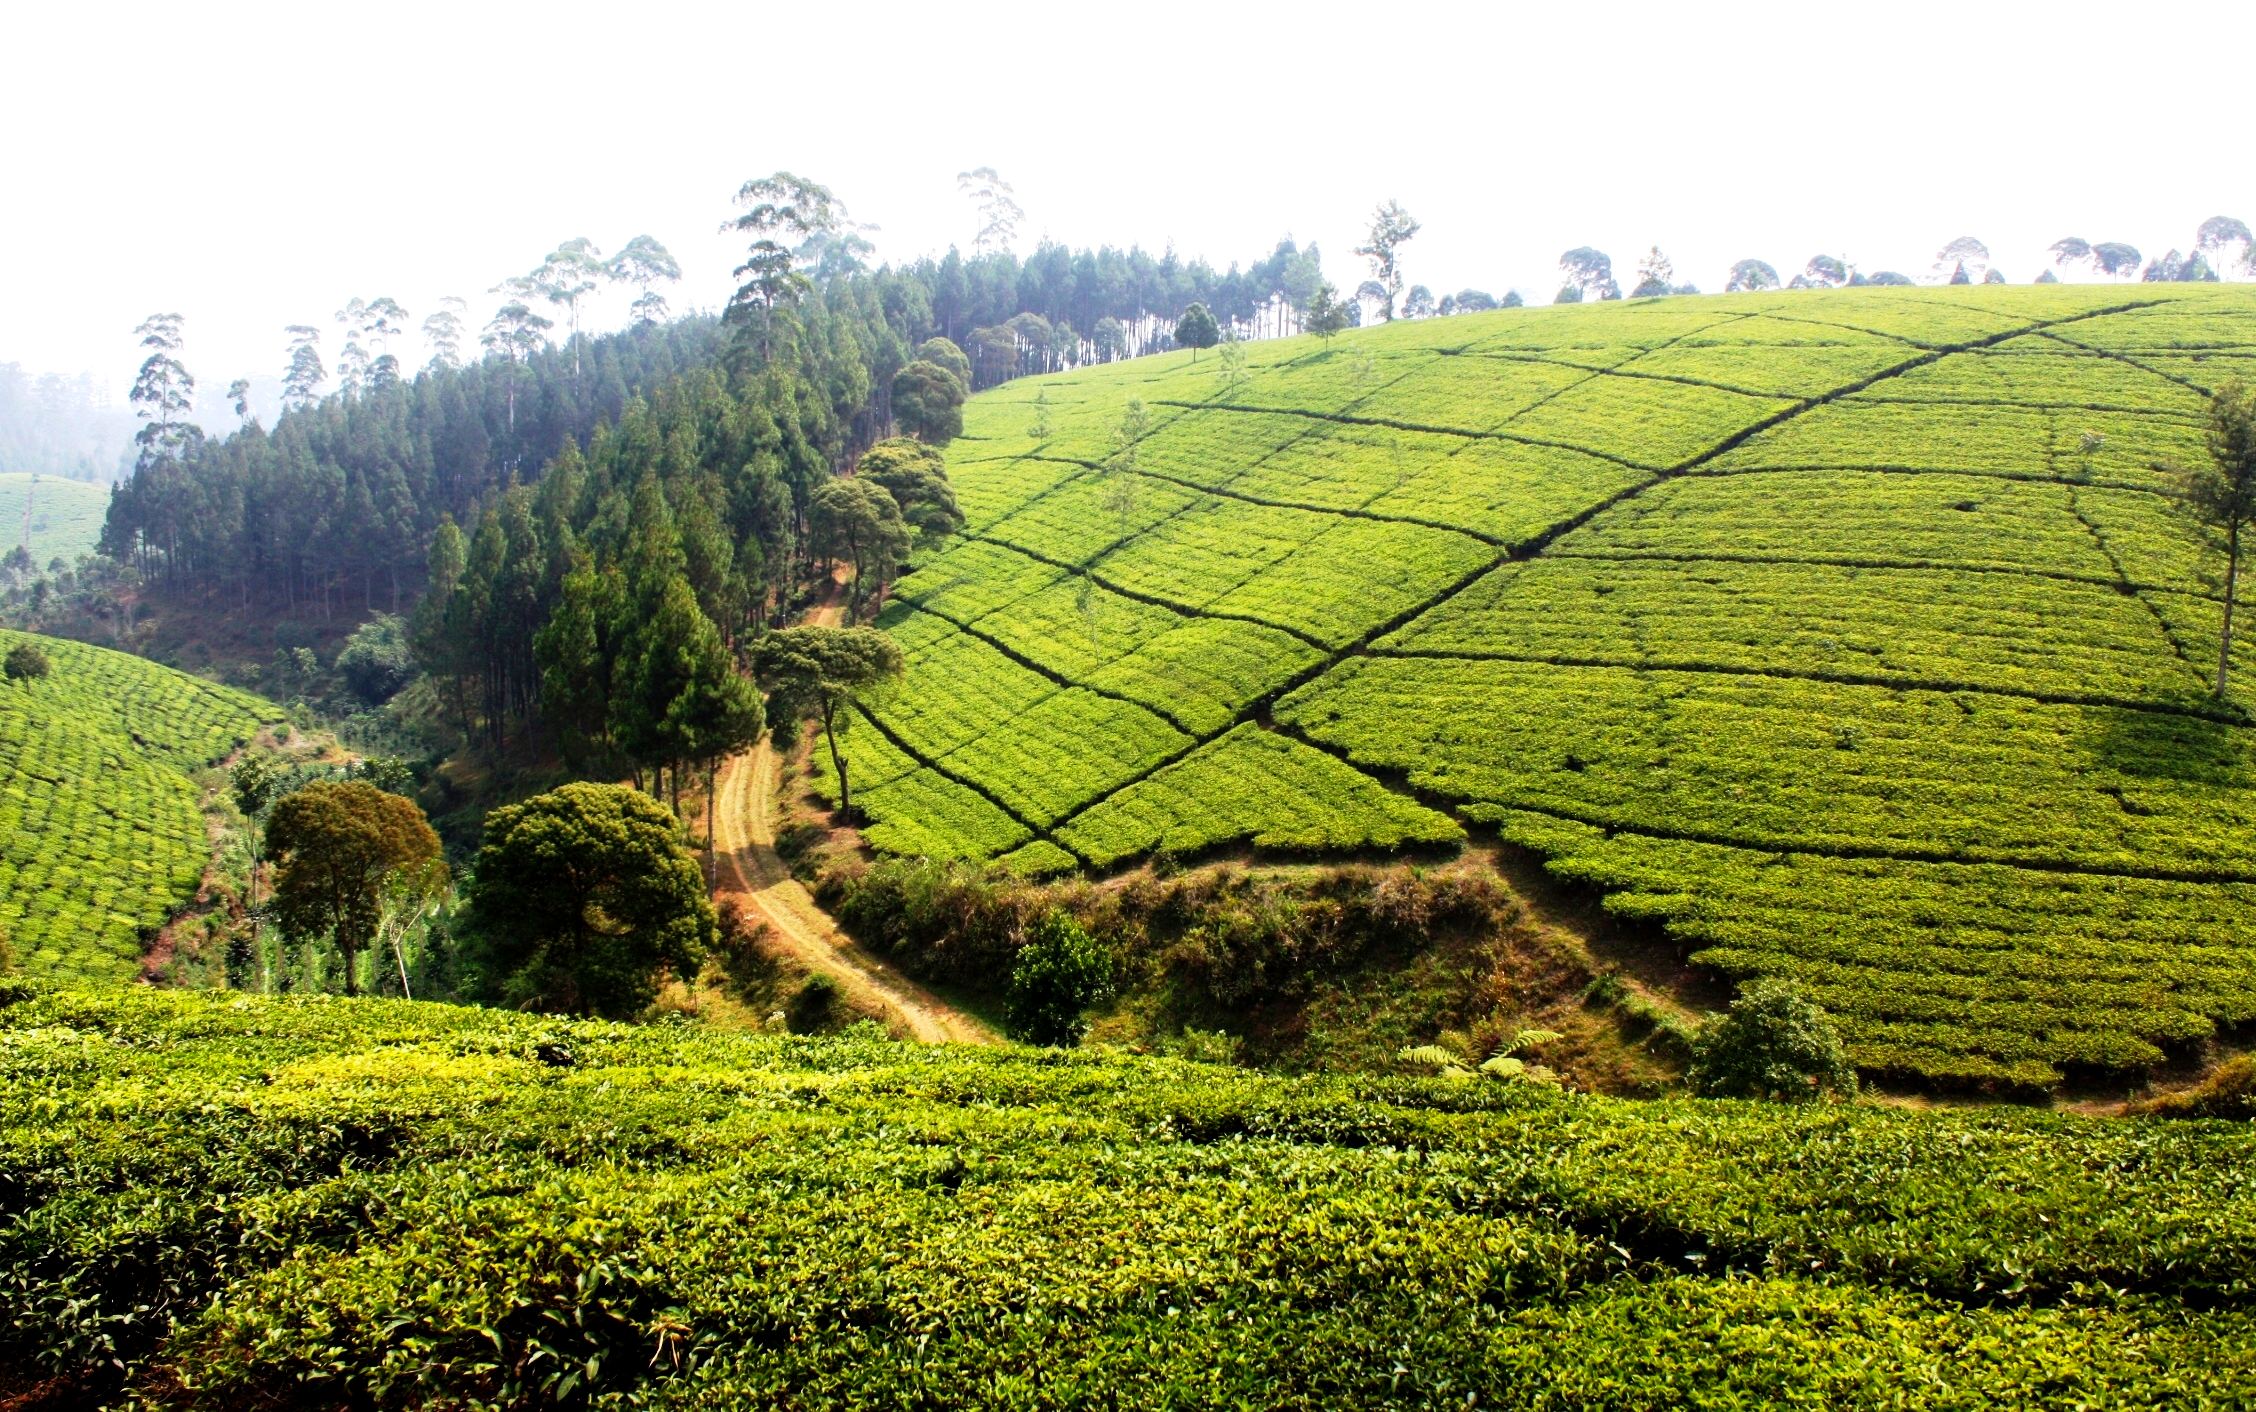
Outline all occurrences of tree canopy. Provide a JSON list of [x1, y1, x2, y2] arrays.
[[754, 625, 904, 819], [266, 780, 443, 997], [462, 782, 714, 1017], [1174, 302, 1220, 358]]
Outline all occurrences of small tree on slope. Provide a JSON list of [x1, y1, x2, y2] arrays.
[[1687, 980, 1858, 1102], [2182, 379, 2256, 697]]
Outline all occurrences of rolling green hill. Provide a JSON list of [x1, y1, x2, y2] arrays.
[[831, 285, 2256, 1090], [4, 984, 2252, 1407], [0, 472, 109, 566], [0, 629, 280, 981]]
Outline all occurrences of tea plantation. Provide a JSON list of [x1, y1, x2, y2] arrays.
[[831, 285, 2256, 1089], [0, 472, 109, 567], [0, 629, 279, 981], [4, 983, 2253, 1408]]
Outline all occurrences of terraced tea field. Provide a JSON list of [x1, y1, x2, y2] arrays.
[[0, 472, 109, 566], [0, 629, 279, 981], [833, 285, 2256, 1089]]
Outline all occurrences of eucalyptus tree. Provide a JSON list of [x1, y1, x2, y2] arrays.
[[128, 313, 195, 470], [2050, 238, 2142, 279], [282, 324, 325, 407], [607, 234, 682, 324], [1630, 247, 1676, 297], [1725, 259, 1781, 293], [2179, 379, 2256, 696], [2196, 216, 2254, 275], [480, 301, 553, 438], [1353, 200, 1421, 321], [957, 166, 1024, 254], [363, 296, 410, 390], [227, 378, 252, 423], [334, 297, 371, 395], [725, 172, 844, 355], [1557, 247, 1619, 301], [420, 297, 467, 370], [1931, 236, 1990, 283], [503, 239, 605, 385], [1802, 254, 1851, 288]]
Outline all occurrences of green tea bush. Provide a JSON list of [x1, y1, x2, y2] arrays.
[[3, 985, 2255, 1407]]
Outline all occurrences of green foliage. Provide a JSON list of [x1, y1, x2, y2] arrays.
[[462, 782, 714, 1016], [0, 629, 278, 981], [915, 336, 971, 392], [892, 359, 967, 444], [1173, 301, 1220, 356], [3, 640, 49, 683], [1687, 980, 1859, 1101], [1303, 281, 1350, 340], [1004, 908, 1112, 1045], [266, 780, 444, 997], [5, 985, 2256, 1406], [2130, 1054, 2256, 1119], [334, 613, 415, 704]]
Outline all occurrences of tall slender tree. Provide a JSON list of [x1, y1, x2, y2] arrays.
[[608, 234, 682, 325], [282, 324, 325, 407], [2181, 379, 2256, 697], [128, 313, 194, 470], [420, 297, 467, 369], [1353, 201, 1421, 321]]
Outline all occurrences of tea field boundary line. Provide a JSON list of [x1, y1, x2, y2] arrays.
[[1012, 451, 1508, 547], [1359, 644, 2248, 726], [1262, 716, 2256, 888], [1687, 461, 2187, 500], [1027, 299, 2170, 858], [1547, 546, 2236, 605], [887, 599, 1206, 736], [2063, 484, 2210, 682], [844, 701, 1078, 861], [957, 529, 1330, 651]]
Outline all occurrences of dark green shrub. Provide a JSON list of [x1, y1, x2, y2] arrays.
[[3, 641, 50, 683], [335, 614, 415, 704], [1688, 980, 1859, 1101], [1006, 910, 1112, 1046], [787, 974, 840, 1033]]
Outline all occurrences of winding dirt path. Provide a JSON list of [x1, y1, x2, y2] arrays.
[[711, 585, 998, 1044]]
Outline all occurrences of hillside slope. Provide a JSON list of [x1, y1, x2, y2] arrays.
[[4, 984, 2253, 1408], [0, 472, 107, 566], [831, 285, 2256, 1089], [0, 629, 280, 981]]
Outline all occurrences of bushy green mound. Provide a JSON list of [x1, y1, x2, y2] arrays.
[[834, 285, 2256, 1089], [0, 630, 279, 980], [2, 985, 2251, 1408], [0, 472, 108, 567]]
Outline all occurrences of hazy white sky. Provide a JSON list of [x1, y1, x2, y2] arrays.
[[4, 0, 2251, 399]]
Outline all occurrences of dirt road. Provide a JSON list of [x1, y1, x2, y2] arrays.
[[710, 717, 1000, 1046]]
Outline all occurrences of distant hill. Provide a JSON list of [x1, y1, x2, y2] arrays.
[[0, 472, 108, 567], [0, 628, 280, 981], [3, 984, 2251, 1405], [835, 284, 2256, 1092]]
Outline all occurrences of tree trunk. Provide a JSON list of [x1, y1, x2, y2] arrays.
[[824, 703, 850, 820], [2218, 518, 2242, 698]]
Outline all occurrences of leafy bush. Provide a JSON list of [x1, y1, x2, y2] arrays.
[[335, 613, 416, 704], [1005, 909, 1112, 1045], [1688, 980, 1859, 1101], [3, 641, 49, 683]]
